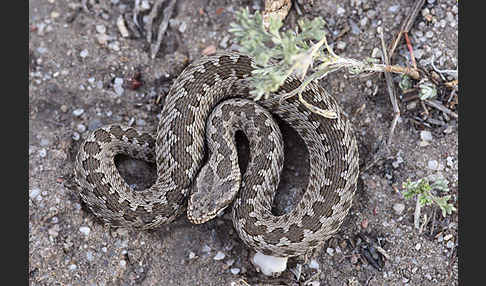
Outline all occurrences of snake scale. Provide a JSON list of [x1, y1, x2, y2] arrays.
[[75, 51, 359, 257]]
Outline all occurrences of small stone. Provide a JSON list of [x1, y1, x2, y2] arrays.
[[428, 160, 439, 170], [95, 24, 106, 34], [109, 41, 120, 51], [326, 248, 334, 256], [415, 243, 421, 251], [371, 47, 382, 59], [336, 41, 347, 50], [230, 268, 240, 275], [188, 251, 196, 259], [101, 246, 107, 253], [393, 203, 405, 215], [50, 11, 60, 19], [201, 245, 211, 253], [114, 77, 124, 86], [48, 225, 59, 237], [80, 49, 89, 58], [308, 259, 319, 270], [136, 119, 146, 126], [79, 226, 91, 236], [446, 241, 454, 249], [69, 264, 77, 270], [40, 138, 49, 146], [114, 85, 124, 96], [86, 251, 94, 262], [178, 21, 187, 33], [213, 251, 225, 260], [72, 132, 80, 141], [444, 234, 453, 241], [73, 109, 84, 117], [60, 105, 68, 113], [388, 5, 400, 13], [117, 15, 130, 37], [336, 6, 345, 16], [443, 125, 454, 134], [425, 31, 434, 38], [120, 260, 127, 267], [88, 119, 102, 131], [420, 130, 433, 141], [29, 188, 41, 200], [360, 17, 368, 27], [38, 149, 47, 158], [77, 124, 86, 133]]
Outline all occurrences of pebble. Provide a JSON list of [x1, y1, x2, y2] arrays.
[[213, 251, 225, 260], [86, 251, 94, 262], [80, 49, 89, 58], [336, 6, 345, 16], [415, 243, 421, 251], [428, 160, 439, 170], [230, 268, 240, 275], [38, 148, 47, 158], [109, 41, 120, 51], [188, 251, 196, 259], [29, 188, 41, 200], [101, 246, 108, 253], [72, 132, 80, 141], [136, 119, 146, 126], [79, 226, 91, 236], [425, 31, 434, 38], [336, 41, 347, 50], [77, 124, 86, 133], [393, 203, 405, 215], [388, 5, 400, 13], [420, 130, 433, 141], [308, 259, 319, 270], [40, 138, 50, 146], [114, 85, 124, 96], [201, 245, 211, 253], [69, 264, 77, 270], [326, 247, 334, 256], [73, 109, 84, 117], [95, 24, 106, 34], [120, 260, 127, 267], [60, 105, 68, 113], [446, 241, 454, 249]]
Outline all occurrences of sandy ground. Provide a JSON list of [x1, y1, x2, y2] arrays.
[[29, 0, 458, 285]]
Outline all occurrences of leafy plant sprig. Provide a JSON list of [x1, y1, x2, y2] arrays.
[[229, 8, 419, 118]]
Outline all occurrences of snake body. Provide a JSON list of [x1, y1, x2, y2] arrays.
[[75, 51, 359, 257]]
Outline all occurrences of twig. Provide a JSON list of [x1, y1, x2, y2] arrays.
[[378, 26, 400, 146], [150, 0, 177, 59], [388, 0, 426, 59], [423, 99, 458, 119], [145, 0, 166, 44], [403, 32, 417, 70]]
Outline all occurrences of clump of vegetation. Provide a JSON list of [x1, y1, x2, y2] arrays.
[[402, 175, 456, 231], [229, 8, 418, 119]]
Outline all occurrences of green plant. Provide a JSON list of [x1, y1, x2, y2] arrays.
[[229, 8, 419, 118], [402, 175, 456, 231]]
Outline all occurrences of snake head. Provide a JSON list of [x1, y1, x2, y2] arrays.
[[187, 163, 241, 224]]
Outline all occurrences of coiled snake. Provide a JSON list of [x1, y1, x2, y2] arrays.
[[75, 51, 359, 257]]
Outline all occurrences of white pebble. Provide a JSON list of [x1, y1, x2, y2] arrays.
[[326, 247, 334, 256], [230, 268, 240, 275], [201, 245, 211, 253], [444, 234, 453, 241], [420, 130, 433, 141], [29, 188, 41, 200], [213, 251, 225, 260], [101, 246, 107, 253], [86, 251, 94, 262], [72, 132, 80, 141], [428, 160, 439, 170], [77, 124, 86, 133], [336, 41, 347, 50], [80, 49, 89, 58], [188, 251, 196, 259], [95, 24, 106, 34], [252, 252, 288, 276], [336, 6, 345, 16], [415, 243, 421, 251], [69, 264, 77, 270], [308, 259, 319, 270], [446, 241, 454, 249], [73, 108, 84, 117], [393, 203, 405, 215], [120, 260, 127, 267], [38, 148, 47, 158], [114, 85, 124, 96], [79, 226, 91, 236]]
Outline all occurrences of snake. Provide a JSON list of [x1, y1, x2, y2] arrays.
[[74, 51, 359, 257]]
